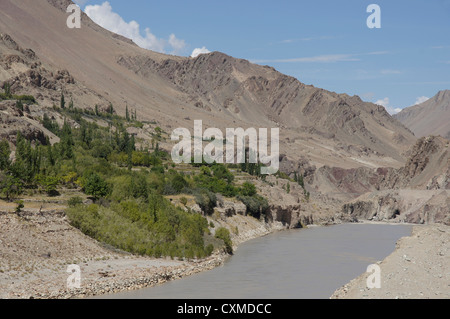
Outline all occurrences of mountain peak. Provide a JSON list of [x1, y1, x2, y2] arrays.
[[434, 90, 450, 103], [394, 89, 450, 138]]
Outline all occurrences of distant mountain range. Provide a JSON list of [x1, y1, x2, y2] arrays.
[[394, 90, 450, 139], [0, 0, 417, 172], [0, 0, 448, 222]]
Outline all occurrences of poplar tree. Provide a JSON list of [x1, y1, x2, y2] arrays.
[[0, 139, 10, 170], [60, 92, 65, 109]]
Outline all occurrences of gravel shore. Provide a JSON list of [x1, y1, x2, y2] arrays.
[[331, 224, 449, 299]]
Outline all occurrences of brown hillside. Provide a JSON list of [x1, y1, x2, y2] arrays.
[[0, 0, 416, 172]]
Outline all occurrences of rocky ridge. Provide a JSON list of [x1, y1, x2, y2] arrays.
[[337, 136, 450, 224], [394, 90, 450, 139]]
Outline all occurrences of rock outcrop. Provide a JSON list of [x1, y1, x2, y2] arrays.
[[341, 190, 450, 225]]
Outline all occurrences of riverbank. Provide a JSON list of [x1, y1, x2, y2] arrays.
[[0, 206, 288, 299], [2, 202, 447, 299], [331, 223, 449, 299]]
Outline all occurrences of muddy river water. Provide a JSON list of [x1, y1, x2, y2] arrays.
[[102, 223, 412, 299]]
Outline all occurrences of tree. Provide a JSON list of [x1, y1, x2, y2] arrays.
[[15, 100, 24, 112], [37, 174, 60, 196], [3, 82, 11, 98], [107, 102, 114, 115], [298, 173, 304, 189], [0, 172, 22, 201], [84, 172, 109, 200], [60, 92, 65, 109], [60, 120, 74, 159], [130, 174, 148, 199], [11, 132, 34, 183], [125, 104, 130, 121], [42, 113, 59, 135], [171, 174, 188, 193], [0, 139, 10, 170]]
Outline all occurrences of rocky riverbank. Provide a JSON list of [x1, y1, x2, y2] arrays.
[[0, 200, 296, 299], [331, 223, 449, 299], [3, 194, 447, 299]]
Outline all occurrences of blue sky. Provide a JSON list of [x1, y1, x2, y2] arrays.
[[75, 0, 450, 113]]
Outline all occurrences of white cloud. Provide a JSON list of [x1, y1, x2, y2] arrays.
[[375, 97, 390, 107], [375, 97, 402, 115], [191, 47, 211, 58], [168, 34, 186, 55], [84, 1, 186, 55], [414, 96, 429, 105]]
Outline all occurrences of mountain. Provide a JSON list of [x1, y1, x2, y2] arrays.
[[340, 136, 450, 225], [394, 90, 450, 139], [0, 0, 417, 174]]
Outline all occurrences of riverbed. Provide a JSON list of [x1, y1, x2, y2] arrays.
[[99, 223, 412, 299]]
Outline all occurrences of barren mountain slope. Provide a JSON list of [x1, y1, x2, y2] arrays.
[[337, 136, 450, 224], [394, 90, 450, 139], [0, 0, 416, 171]]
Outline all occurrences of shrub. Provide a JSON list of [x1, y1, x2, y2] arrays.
[[68, 196, 83, 207], [15, 200, 24, 213], [215, 227, 233, 254], [194, 189, 217, 215], [66, 197, 212, 259], [237, 194, 269, 219], [13, 95, 36, 104], [205, 244, 214, 255], [240, 181, 257, 196]]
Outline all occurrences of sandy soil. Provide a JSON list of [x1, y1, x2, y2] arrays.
[[331, 224, 449, 299]]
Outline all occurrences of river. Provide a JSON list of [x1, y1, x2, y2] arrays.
[[100, 223, 412, 299]]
